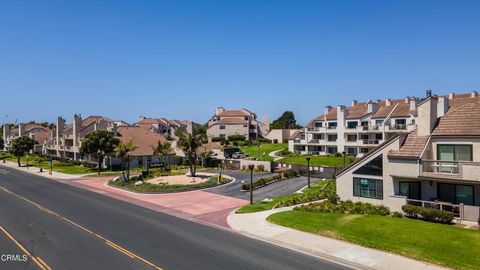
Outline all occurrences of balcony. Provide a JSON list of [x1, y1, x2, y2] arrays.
[[308, 139, 325, 144], [420, 160, 480, 181], [359, 139, 380, 145], [357, 125, 379, 132], [406, 199, 480, 222], [307, 127, 326, 132]]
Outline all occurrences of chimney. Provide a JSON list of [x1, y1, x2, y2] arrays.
[[367, 101, 378, 113], [437, 96, 449, 118], [138, 115, 146, 122], [336, 105, 346, 124], [426, 89, 432, 98], [215, 107, 225, 116], [404, 97, 410, 103], [324, 106, 333, 115], [351, 100, 357, 106], [448, 93, 455, 99], [73, 114, 82, 148], [471, 91, 478, 97], [2, 124, 7, 150], [18, 123, 24, 137], [385, 99, 392, 107], [417, 97, 438, 136], [409, 99, 418, 111], [55, 117, 65, 156], [263, 115, 270, 130]]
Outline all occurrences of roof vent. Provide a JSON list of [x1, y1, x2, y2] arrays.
[[426, 89, 432, 97], [385, 99, 391, 107], [351, 100, 357, 106], [448, 93, 455, 99], [471, 91, 478, 97]]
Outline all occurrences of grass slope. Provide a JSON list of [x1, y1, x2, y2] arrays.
[[268, 211, 480, 270], [278, 155, 355, 167], [240, 143, 287, 161]]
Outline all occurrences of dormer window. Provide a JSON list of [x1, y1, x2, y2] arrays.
[[244, 116, 249, 121]]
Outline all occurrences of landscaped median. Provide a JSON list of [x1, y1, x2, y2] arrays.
[[109, 168, 233, 193], [267, 202, 480, 270], [0, 152, 95, 174]]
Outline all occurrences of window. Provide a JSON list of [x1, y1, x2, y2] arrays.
[[219, 125, 226, 130], [314, 122, 323, 128], [243, 124, 247, 127], [437, 145, 472, 161], [244, 116, 249, 121], [327, 147, 337, 154], [347, 147, 358, 155], [328, 135, 337, 141], [347, 121, 358, 129], [347, 135, 357, 142], [353, 178, 383, 199], [353, 154, 383, 176], [437, 183, 474, 205], [395, 119, 406, 125], [399, 181, 421, 200], [328, 122, 337, 129], [375, 120, 384, 126], [375, 133, 383, 140], [300, 134, 305, 140], [219, 134, 225, 138]]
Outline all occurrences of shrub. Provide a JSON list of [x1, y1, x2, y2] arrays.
[[273, 139, 278, 144], [232, 141, 239, 146], [228, 135, 246, 141], [401, 205, 454, 224], [282, 138, 288, 144], [392, 211, 404, 218], [296, 200, 390, 216], [81, 161, 97, 168], [256, 164, 265, 172], [211, 137, 225, 142], [241, 170, 297, 190]]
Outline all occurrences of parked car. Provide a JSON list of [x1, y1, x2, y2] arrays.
[[231, 152, 246, 159]]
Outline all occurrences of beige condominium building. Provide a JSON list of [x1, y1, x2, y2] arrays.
[[206, 107, 268, 140], [43, 114, 117, 160], [3, 123, 53, 152], [135, 116, 194, 136], [289, 95, 419, 156], [336, 91, 480, 222]]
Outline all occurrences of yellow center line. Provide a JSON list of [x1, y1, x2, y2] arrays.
[[36, 257, 53, 270], [0, 225, 50, 270], [0, 185, 163, 270]]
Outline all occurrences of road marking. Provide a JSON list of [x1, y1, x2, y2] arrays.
[[0, 169, 8, 175], [37, 257, 53, 270], [0, 185, 164, 270], [0, 225, 51, 270]]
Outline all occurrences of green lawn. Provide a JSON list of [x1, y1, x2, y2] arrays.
[[236, 180, 335, 213], [0, 152, 95, 174], [267, 211, 480, 270], [240, 143, 287, 161], [278, 155, 355, 167]]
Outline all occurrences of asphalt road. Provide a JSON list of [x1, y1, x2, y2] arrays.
[[0, 166, 351, 270], [205, 170, 322, 200]]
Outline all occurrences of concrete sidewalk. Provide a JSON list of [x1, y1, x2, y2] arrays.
[[228, 207, 448, 270], [0, 160, 86, 179]]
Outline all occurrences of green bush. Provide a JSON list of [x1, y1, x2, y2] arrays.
[[241, 170, 297, 190], [392, 211, 404, 218], [282, 138, 288, 144], [228, 135, 246, 141], [233, 141, 239, 146], [273, 139, 278, 144], [273, 183, 336, 209], [296, 200, 391, 216], [211, 137, 225, 142], [401, 205, 454, 224], [81, 161, 97, 168]]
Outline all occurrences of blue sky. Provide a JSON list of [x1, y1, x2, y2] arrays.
[[1, 0, 480, 125]]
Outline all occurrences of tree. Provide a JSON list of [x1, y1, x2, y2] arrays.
[[0, 137, 4, 151], [254, 140, 262, 160], [177, 131, 205, 177], [270, 111, 301, 129], [115, 139, 137, 182], [152, 140, 171, 170], [80, 130, 119, 175], [9, 136, 35, 167]]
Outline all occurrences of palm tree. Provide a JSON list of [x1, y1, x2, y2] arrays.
[[177, 131, 205, 177], [152, 140, 171, 170], [115, 139, 137, 181]]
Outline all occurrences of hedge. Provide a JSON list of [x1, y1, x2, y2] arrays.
[[401, 205, 454, 224], [296, 200, 391, 216], [241, 170, 298, 190]]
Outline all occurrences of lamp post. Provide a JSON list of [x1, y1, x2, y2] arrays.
[[342, 151, 347, 168], [306, 155, 311, 189], [49, 154, 53, 175], [248, 164, 255, 204]]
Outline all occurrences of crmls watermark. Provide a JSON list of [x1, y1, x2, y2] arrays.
[[1, 254, 28, 262]]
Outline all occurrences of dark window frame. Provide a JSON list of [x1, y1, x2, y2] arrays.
[[437, 183, 475, 205], [399, 181, 421, 200], [436, 144, 473, 161], [353, 177, 383, 200]]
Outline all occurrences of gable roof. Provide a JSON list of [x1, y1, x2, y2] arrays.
[[387, 131, 429, 159], [116, 126, 173, 157], [432, 101, 480, 136]]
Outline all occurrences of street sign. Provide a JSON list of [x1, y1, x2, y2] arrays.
[[148, 161, 165, 169]]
